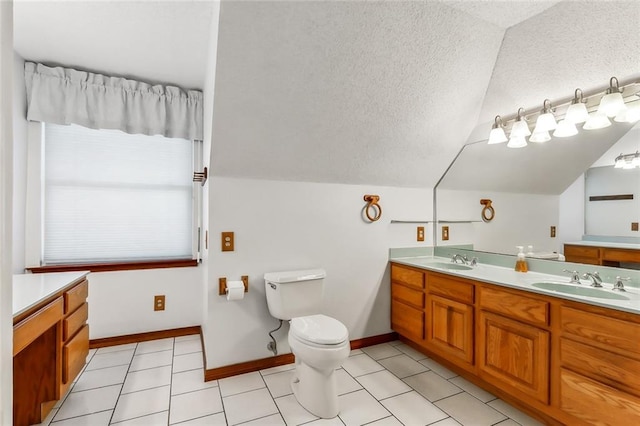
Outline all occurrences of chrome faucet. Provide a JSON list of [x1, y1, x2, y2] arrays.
[[582, 272, 603, 288], [451, 254, 468, 265], [563, 269, 581, 284], [613, 276, 629, 292], [469, 257, 479, 267]]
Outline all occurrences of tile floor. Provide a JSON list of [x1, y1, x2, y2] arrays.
[[37, 336, 544, 426]]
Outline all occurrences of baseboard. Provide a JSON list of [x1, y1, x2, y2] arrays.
[[350, 332, 398, 349], [203, 331, 398, 382], [89, 326, 201, 349]]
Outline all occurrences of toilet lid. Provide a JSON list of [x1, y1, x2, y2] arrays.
[[291, 314, 349, 345]]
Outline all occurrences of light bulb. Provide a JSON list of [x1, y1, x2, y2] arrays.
[[533, 99, 557, 131], [553, 119, 578, 137], [614, 100, 640, 123]]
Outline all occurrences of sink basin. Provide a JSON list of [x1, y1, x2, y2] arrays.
[[531, 282, 629, 300], [431, 262, 473, 271]]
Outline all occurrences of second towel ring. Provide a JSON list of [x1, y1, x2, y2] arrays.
[[363, 195, 382, 222], [480, 199, 495, 222]]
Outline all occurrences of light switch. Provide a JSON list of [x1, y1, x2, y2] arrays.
[[221, 232, 234, 252], [417, 226, 425, 242], [550, 226, 556, 238], [442, 226, 449, 241], [632, 222, 639, 232]]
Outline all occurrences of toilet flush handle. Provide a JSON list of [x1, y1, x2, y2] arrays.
[[269, 283, 277, 290]]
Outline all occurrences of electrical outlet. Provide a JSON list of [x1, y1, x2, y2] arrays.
[[417, 226, 425, 242], [221, 231, 234, 252], [154, 295, 165, 311], [550, 226, 556, 238], [632, 222, 639, 231], [442, 226, 449, 241]]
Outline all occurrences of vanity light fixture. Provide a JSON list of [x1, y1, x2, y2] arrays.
[[614, 152, 640, 169], [565, 89, 589, 123], [488, 115, 508, 144], [598, 77, 627, 117], [487, 76, 640, 146], [532, 99, 557, 132]]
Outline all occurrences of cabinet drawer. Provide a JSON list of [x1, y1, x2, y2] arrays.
[[13, 297, 63, 356], [560, 368, 640, 425], [427, 273, 474, 304], [561, 337, 640, 396], [63, 324, 89, 384], [391, 264, 424, 290], [561, 306, 640, 355], [63, 302, 88, 342], [602, 248, 640, 263], [479, 286, 548, 327], [564, 244, 599, 259], [391, 300, 424, 341], [392, 283, 424, 308], [64, 279, 88, 314]]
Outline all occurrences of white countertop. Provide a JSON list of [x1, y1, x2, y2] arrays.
[[565, 240, 640, 250], [13, 271, 90, 318], [391, 257, 640, 315]]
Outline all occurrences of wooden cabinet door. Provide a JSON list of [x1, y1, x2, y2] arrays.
[[391, 299, 424, 341], [426, 294, 473, 365], [478, 310, 550, 404]]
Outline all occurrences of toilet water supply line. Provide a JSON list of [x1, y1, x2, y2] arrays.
[[267, 320, 284, 355]]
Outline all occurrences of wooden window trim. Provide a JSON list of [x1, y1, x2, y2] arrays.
[[26, 259, 198, 274]]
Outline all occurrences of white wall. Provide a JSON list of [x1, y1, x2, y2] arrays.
[[437, 189, 560, 254], [204, 177, 432, 368], [87, 267, 203, 339], [0, 1, 13, 422], [12, 52, 26, 273], [558, 174, 585, 246]]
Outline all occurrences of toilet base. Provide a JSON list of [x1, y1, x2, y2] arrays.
[[291, 359, 339, 418]]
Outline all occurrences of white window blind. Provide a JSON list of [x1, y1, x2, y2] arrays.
[[44, 123, 194, 264]]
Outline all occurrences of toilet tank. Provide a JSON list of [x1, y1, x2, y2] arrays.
[[264, 269, 326, 320]]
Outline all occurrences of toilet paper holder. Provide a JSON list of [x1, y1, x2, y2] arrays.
[[219, 276, 249, 295]]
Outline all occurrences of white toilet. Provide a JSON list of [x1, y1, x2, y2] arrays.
[[264, 269, 350, 418]]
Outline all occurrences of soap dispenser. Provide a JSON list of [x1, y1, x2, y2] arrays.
[[515, 246, 528, 273]]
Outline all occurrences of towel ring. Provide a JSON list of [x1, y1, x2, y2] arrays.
[[363, 195, 382, 222], [480, 199, 495, 222]]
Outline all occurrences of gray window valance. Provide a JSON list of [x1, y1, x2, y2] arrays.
[[24, 62, 203, 140]]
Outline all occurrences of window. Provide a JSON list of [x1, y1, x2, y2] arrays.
[[42, 123, 199, 264]]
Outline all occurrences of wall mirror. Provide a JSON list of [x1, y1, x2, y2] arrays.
[[435, 119, 639, 270]]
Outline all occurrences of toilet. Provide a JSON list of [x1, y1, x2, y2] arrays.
[[264, 269, 350, 418]]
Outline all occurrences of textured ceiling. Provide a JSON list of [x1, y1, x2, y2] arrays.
[[13, 0, 213, 90], [478, 0, 640, 124], [443, 0, 561, 29], [210, 0, 504, 187]]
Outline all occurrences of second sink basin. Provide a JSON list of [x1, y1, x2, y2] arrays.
[[531, 282, 629, 300]]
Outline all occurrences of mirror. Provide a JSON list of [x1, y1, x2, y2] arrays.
[[435, 119, 639, 270]]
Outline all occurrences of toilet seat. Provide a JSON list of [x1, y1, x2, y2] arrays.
[[290, 314, 348, 346]]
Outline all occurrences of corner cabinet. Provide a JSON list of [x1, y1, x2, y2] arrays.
[[13, 275, 89, 426], [389, 262, 640, 426]]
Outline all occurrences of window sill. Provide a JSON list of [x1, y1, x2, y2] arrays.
[[26, 259, 198, 274]]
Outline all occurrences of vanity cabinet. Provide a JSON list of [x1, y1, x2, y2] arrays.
[[13, 274, 89, 426], [390, 261, 640, 425], [425, 273, 474, 367], [564, 243, 640, 267], [390, 264, 425, 342], [477, 286, 550, 404], [558, 306, 640, 425]]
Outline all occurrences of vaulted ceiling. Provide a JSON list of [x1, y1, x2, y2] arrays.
[[13, 0, 640, 191]]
